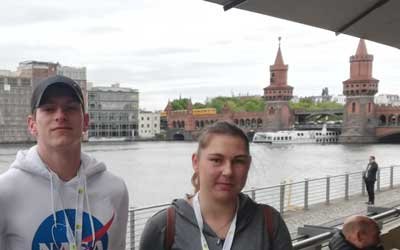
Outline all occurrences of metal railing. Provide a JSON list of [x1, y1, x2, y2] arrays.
[[293, 207, 400, 249], [126, 165, 400, 249]]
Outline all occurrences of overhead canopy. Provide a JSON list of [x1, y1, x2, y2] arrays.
[[204, 0, 399, 49]]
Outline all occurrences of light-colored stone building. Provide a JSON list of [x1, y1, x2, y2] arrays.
[[139, 111, 160, 138], [0, 61, 88, 143], [88, 84, 139, 139], [0, 75, 33, 143]]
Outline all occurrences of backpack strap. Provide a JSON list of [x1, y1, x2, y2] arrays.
[[164, 206, 176, 250], [263, 205, 275, 248]]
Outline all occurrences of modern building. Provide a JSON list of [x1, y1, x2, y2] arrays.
[[332, 95, 346, 105], [0, 75, 33, 142], [88, 84, 139, 139], [139, 111, 161, 138], [375, 94, 400, 106], [0, 61, 88, 143]]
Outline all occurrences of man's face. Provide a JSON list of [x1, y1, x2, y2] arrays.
[[28, 89, 88, 150]]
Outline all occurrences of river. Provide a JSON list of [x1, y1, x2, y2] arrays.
[[0, 142, 399, 207]]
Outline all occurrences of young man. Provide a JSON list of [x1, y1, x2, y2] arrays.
[[364, 156, 378, 205], [0, 75, 129, 250]]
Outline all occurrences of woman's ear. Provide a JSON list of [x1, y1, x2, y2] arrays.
[[192, 153, 199, 173]]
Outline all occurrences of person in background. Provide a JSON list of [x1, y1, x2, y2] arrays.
[[329, 215, 383, 250], [364, 156, 378, 205], [140, 121, 293, 250], [0, 75, 129, 250]]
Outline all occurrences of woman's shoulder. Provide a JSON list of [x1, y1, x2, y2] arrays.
[[146, 198, 189, 228]]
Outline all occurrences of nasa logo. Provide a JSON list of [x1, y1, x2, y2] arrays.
[[32, 209, 114, 250]]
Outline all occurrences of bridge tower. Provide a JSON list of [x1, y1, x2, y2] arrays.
[[339, 39, 379, 143], [263, 38, 294, 131]]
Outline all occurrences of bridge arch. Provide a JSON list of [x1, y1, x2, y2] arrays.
[[379, 115, 386, 126]]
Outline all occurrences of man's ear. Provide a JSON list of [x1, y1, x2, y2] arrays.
[[27, 114, 38, 137]]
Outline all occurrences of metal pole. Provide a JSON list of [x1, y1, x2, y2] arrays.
[[377, 169, 381, 192], [304, 179, 309, 210], [251, 188, 256, 201], [362, 171, 366, 196], [326, 176, 330, 205], [390, 166, 394, 189], [345, 174, 349, 200], [130, 209, 135, 250], [280, 182, 285, 214]]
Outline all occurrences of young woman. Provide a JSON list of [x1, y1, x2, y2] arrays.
[[140, 121, 293, 250]]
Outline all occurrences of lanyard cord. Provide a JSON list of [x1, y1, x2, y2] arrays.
[[193, 193, 238, 250], [51, 169, 86, 250]]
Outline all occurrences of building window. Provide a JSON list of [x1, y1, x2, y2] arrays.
[[351, 102, 356, 113], [368, 102, 371, 113]]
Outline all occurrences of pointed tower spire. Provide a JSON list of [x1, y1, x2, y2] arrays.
[[187, 98, 193, 111], [356, 38, 368, 56], [264, 37, 293, 102], [165, 100, 172, 112], [274, 37, 285, 65]]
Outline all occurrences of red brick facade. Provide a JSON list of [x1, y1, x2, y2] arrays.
[[165, 41, 294, 134]]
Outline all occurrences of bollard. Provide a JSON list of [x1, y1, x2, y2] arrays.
[[280, 182, 285, 215], [345, 173, 349, 200], [251, 188, 256, 201], [362, 171, 366, 196], [304, 179, 309, 210], [377, 169, 380, 192], [326, 176, 330, 205], [390, 166, 394, 189], [130, 209, 135, 250]]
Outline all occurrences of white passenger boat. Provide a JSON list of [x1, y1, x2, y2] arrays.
[[252, 124, 339, 144]]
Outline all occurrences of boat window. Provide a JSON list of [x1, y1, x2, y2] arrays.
[[289, 136, 292, 140], [277, 137, 280, 140], [285, 136, 288, 140]]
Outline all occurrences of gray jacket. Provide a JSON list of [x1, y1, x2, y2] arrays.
[[139, 193, 293, 250]]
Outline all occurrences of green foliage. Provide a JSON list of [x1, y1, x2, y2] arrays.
[[170, 96, 265, 112], [193, 102, 206, 109], [289, 98, 344, 111], [171, 98, 189, 110]]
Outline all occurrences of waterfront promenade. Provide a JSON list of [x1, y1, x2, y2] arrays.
[[284, 185, 400, 239], [127, 165, 400, 249]]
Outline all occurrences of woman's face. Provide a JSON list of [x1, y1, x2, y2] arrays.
[[192, 134, 251, 202]]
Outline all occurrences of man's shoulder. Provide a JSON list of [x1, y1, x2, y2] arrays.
[[0, 168, 26, 197]]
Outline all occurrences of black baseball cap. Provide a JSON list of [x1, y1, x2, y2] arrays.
[[31, 75, 85, 113]]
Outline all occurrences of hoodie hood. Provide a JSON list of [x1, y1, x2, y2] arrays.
[[10, 145, 106, 180], [172, 193, 258, 235]]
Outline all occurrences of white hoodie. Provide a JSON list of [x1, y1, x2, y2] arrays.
[[0, 145, 129, 250]]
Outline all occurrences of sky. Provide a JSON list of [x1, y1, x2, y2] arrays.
[[0, 0, 399, 111]]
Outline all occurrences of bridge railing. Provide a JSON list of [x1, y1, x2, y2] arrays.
[[126, 165, 400, 249]]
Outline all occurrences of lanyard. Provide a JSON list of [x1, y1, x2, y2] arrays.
[[193, 193, 238, 250], [54, 169, 85, 250]]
